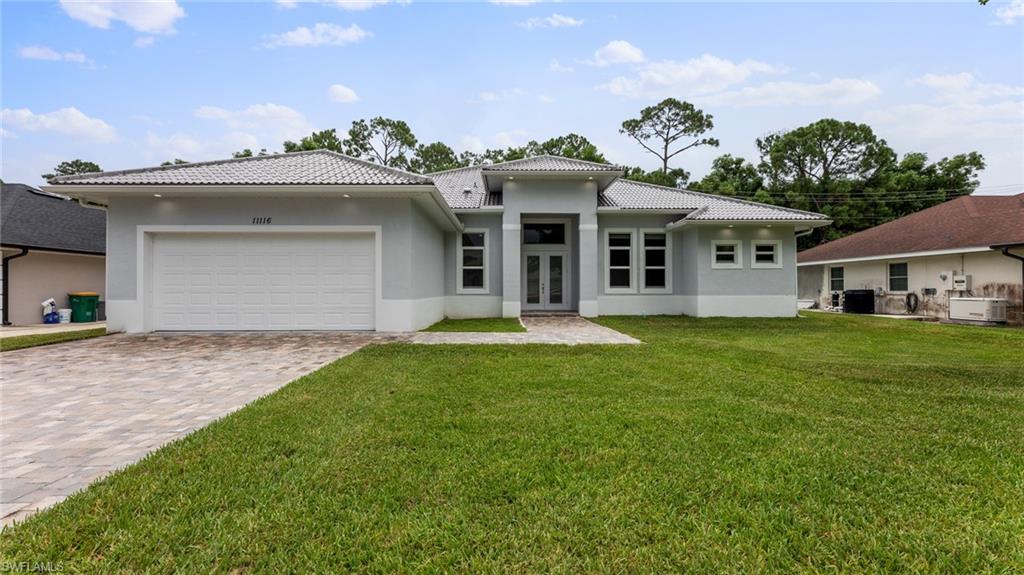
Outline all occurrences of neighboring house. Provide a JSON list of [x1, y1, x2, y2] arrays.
[[798, 193, 1024, 324], [1, 183, 106, 325], [45, 151, 829, 333]]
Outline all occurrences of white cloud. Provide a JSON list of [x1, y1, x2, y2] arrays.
[[537, 94, 554, 103], [276, 0, 401, 10], [548, 58, 573, 73], [866, 100, 1023, 141], [494, 129, 528, 147], [1, 107, 116, 142], [18, 45, 88, 63], [471, 88, 526, 103], [911, 73, 1024, 103], [590, 40, 645, 67], [145, 130, 263, 163], [599, 53, 778, 98], [520, 13, 583, 29], [262, 23, 370, 48], [193, 103, 313, 142], [703, 78, 881, 107], [59, 0, 185, 34], [995, 0, 1024, 24], [134, 36, 156, 48], [460, 135, 485, 154], [328, 83, 360, 103]]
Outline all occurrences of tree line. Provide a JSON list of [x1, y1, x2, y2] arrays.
[[43, 97, 984, 247]]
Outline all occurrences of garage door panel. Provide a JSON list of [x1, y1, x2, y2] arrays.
[[153, 233, 375, 331]]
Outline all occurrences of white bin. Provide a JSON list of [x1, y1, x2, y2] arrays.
[[58, 309, 72, 323]]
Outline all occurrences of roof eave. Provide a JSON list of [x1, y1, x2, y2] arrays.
[[797, 245, 995, 267], [666, 218, 832, 231]]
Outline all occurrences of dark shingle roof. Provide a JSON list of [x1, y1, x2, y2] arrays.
[[1, 183, 106, 254], [49, 150, 432, 186], [799, 193, 1024, 263]]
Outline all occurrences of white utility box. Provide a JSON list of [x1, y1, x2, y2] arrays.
[[949, 297, 1007, 323], [951, 274, 972, 291]]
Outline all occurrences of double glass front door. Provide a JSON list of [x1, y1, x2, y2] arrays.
[[523, 252, 570, 310]]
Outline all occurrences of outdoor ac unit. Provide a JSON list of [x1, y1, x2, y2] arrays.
[[952, 275, 972, 290], [949, 297, 1007, 323]]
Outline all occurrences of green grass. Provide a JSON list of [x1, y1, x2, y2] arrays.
[[0, 328, 107, 352], [2, 314, 1022, 573], [422, 317, 526, 332]]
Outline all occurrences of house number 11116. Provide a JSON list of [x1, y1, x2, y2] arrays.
[[252, 217, 272, 224]]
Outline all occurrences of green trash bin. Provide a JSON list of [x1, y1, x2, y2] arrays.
[[68, 292, 100, 323]]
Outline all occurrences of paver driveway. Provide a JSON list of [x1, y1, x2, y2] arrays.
[[1, 332, 392, 526]]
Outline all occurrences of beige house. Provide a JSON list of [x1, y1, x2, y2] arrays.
[[1, 183, 106, 326], [797, 193, 1024, 325]]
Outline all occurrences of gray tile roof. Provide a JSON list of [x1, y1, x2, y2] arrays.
[[1, 183, 106, 254], [480, 155, 621, 172], [48, 150, 432, 186], [601, 179, 827, 221], [429, 165, 489, 209]]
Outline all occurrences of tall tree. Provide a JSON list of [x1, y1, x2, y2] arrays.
[[691, 154, 764, 198], [623, 166, 690, 189], [342, 117, 418, 169], [284, 129, 344, 153], [411, 142, 463, 173], [161, 159, 189, 166], [42, 159, 101, 181], [620, 98, 718, 173], [526, 133, 607, 163], [754, 118, 984, 247], [232, 148, 269, 158]]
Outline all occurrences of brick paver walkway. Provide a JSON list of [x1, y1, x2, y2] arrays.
[[411, 315, 640, 345], [0, 332, 392, 526]]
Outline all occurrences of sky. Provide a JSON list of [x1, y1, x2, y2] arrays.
[[2, 0, 1022, 194]]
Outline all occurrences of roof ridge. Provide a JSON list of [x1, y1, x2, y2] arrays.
[[315, 150, 432, 183], [48, 150, 325, 183], [481, 154, 622, 171], [425, 164, 484, 176]]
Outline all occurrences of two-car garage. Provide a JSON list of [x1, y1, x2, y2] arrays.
[[150, 232, 375, 331]]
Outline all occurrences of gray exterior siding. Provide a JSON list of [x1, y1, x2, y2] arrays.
[[444, 213, 503, 297], [695, 225, 797, 296]]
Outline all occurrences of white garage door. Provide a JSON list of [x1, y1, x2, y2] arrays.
[[152, 233, 374, 331]]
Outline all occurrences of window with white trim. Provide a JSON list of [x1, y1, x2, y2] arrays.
[[888, 262, 908, 292], [458, 230, 488, 293], [605, 229, 635, 292], [830, 267, 844, 292], [641, 230, 671, 292], [751, 240, 782, 269], [711, 240, 742, 269]]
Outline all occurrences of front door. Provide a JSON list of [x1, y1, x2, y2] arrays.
[[523, 251, 570, 311]]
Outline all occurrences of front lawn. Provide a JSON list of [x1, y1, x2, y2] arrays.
[[422, 317, 526, 332], [2, 314, 1022, 573], [0, 327, 107, 352]]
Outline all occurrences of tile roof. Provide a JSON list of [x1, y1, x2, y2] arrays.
[[48, 150, 432, 186], [799, 193, 1024, 263], [479, 155, 622, 172], [1, 183, 106, 254], [601, 179, 828, 221], [429, 165, 489, 209]]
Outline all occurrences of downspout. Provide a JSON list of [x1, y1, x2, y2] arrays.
[[2, 247, 29, 325], [996, 246, 1024, 326]]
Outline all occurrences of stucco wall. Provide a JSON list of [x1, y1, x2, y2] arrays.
[[2, 250, 105, 325], [799, 248, 1024, 324], [104, 195, 445, 331], [443, 212, 503, 318]]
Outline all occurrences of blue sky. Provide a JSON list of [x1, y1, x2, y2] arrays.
[[2, 0, 1022, 193]]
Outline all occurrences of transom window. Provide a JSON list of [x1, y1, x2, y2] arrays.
[[641, 231, 670, 292], [523, 223, 565, 245], [458, 230, 488, 293], [606, 230, 634, 291], [711, 240, 742, 269], [888, 262, 908, 292], [751, 240, 782, 269], [830, 267, 845, 292]]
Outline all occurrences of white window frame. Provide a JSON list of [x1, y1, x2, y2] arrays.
[[711, 240, 743, 270], [750, 239, 783, 269], [457, 228, 489, 294], [829, 266, 845, 292], [888, 261, 909, 293], [604, 228, 637, 293], [640, 229, 672, 293]]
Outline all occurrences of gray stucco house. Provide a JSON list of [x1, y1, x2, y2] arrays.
[[46, 151, 830, 332]]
